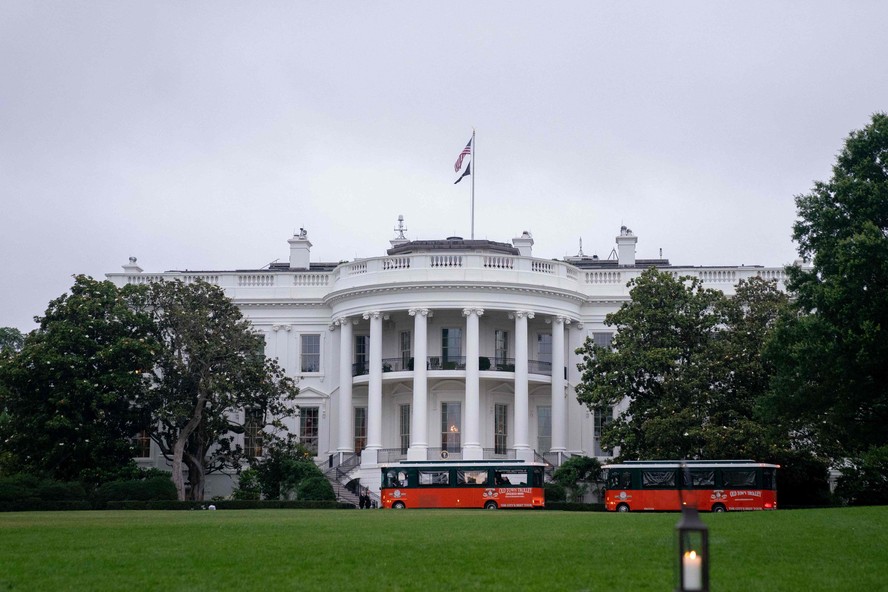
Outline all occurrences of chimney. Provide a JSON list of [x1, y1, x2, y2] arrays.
[[288, 228, 312, 270], [616, 226, 637, 266], [512, 231, 534, 257]]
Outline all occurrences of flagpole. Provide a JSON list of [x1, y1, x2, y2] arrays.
[[471, 129, 475, 240]]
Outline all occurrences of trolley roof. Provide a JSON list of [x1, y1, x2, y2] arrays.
[[602, 460, 780, 469]]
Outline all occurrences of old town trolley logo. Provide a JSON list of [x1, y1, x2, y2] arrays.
[[482, 488, 499, 499]]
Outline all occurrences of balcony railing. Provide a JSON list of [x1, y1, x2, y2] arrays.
[[375, 447, 518, 463], [351, 357, 556, 377]]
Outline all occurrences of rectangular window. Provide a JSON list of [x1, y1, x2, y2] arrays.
[[642, 470, 676, 488], [399, 404, 411, 454], [494, 329, 509, 368], [494, 403, 508, 455], [354, 335, 369, 375], [419, 471, 450, 486], [354, 407, 367, 453], [593, 406, 613, 456], [441, 328, 462, 367], [244, 409, 264, 458], [762, 468, 777, 490], [299, 407, 319, 455], [457, 470, 489, 486], [723, 469, 756, 488], [592, 332, 614, 348], [687, 470, 715, 488], [300, 334, 320, 373], [538, 333, 552, 364], [495, 470, 528, 486], [133, 429, 151, 458], [441, 402, 461, 452], [537, 405, 551, 455], [400, 331, 411, 369]]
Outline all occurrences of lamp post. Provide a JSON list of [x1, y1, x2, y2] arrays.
[[676, 505, 709, 591]]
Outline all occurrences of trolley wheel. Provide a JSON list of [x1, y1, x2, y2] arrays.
[[392, 501, 406, 509], [484, 501, 498, 510], [616, 503, 630, 513], [712, 504, 726, 513]]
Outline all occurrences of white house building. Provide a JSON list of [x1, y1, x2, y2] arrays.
[[107, 223, 789, 499]]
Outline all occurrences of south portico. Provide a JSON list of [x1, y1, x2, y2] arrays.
[[328, 303, 579, 469]]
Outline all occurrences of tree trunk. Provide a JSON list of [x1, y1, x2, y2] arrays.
[[184, 452, 206, 501], [171, 396, 206, 501]]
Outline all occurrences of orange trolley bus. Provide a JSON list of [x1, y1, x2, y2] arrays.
[[380, 460, 546, 510], [603, 460, 779, 513]]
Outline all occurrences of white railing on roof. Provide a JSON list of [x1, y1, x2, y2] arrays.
[[238, 274, 274, 287], [293, 273, 329, 287]]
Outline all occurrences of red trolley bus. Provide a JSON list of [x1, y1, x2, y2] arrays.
[[380, 460, 546, 509], [603, 460, 779, 512]]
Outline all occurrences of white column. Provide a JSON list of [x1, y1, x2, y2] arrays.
[[463, 307, 484, 460], [363, 311, 384, 464], [551, 316, 567, 454], [336, 317, 354, 454], [408, 308, 430, 460], [512, 310, 534, 462]]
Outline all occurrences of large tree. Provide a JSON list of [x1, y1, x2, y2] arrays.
[[133, 280, 298, 501], [575, 269, 723, 459], [0, 276, 156, 482], [764, 112, 888, 457], [0, 328, 25, 353], [576, 269, 788, 460]]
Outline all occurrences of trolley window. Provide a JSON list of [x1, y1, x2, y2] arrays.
[[642, 470, 676, 488], [457, 470, 489, 486], [688, 470, 715, 488], [494, 470, 528, 486], [419, 470, 450, 486], [723, 469, 756, 488]]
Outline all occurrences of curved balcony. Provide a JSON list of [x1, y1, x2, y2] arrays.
[[351, 357, 554, 377], [328, 253, 584, 303]]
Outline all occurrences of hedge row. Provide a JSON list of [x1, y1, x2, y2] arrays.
[[104, 500, 355, 510], [544, 502, 606, 512], [0, 500, 93, 512]]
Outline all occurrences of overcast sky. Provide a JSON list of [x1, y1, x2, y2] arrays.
[[2, 2, 886, 332]]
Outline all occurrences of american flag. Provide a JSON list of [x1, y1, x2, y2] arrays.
[[454, 137, 473, 172]]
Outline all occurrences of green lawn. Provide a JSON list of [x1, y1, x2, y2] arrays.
[[0, 507, 885, 591]]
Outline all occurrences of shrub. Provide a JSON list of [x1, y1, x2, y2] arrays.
[[36, 481, 87, 501], [249, 441, 325, 500], [0, 475, 87, 503], [836, 445, 888, 506], [771, 450, 833, 507], [544, 482, 567, 502], [94, 475, 177, 502], [296, 475, 335, 501], [232, 468, 261, 500], [552, 456, 602, 502]]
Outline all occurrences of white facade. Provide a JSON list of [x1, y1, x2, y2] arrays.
[[108, 226, 788, 498]]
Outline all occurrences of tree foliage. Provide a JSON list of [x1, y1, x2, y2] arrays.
[[234, 441, 326, 500], [576, 269, 788, 460], [0, 327, 25, 353], [764, 112, 888, 457], [132, 280, 298, 501], [0, 276, 156, 482], [551, 455, 602, 502], [835, 445, 888, 506]]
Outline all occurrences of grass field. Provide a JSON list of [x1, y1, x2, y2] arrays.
[[1, 507, 886, 592]]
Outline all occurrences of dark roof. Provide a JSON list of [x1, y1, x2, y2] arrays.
[[387, 237, 519, 256], [565, 257, 672, 269]]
